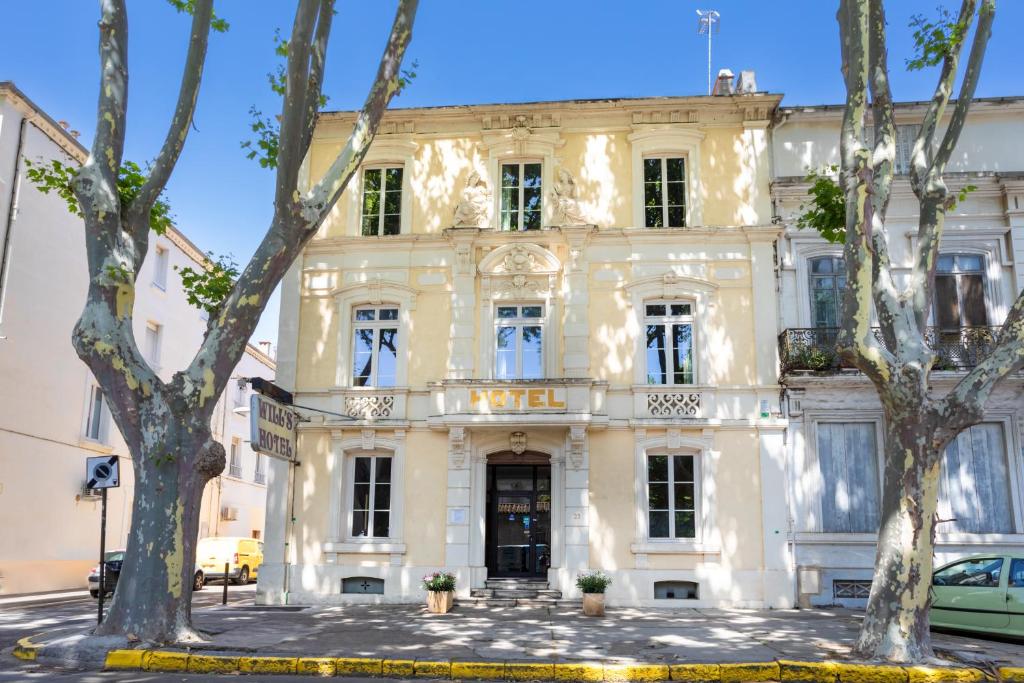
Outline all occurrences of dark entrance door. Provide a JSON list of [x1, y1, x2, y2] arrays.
[[486, 463, 551, 578]]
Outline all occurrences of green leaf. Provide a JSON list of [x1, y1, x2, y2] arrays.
[[174, 252, 239, 315], [795, 165, 846, 244], [906, 6, 969, 71], [166, 0, 230, 33]]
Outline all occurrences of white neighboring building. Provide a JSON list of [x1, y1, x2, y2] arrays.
[[771, 96, 1024, 607], [0, 82, 275, 595]]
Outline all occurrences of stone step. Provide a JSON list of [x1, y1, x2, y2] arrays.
[[484, 579, 550, 590], [470, 588, 562, 599], [456, 596, 581, 608]]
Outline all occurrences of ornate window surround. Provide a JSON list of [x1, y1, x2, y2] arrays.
[[631, 430, 720, 557], [333, 280, 418, 387], [345, 137, 417, 237], [481, 128, 563, 229], [478, 243, 562, 379], [628, 128, 705, 229], [793, 243, 846, 328], [324, 430, 407, 557], [624, 273, 717, 386]]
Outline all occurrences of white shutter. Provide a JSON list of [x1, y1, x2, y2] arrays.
[[938, 424, 1013, 534], [816, 422, 880, 533]]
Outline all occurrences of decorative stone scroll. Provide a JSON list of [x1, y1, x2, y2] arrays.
[[344, 395, 395, 419], [510, 431, 527, 455], [647, 392, 702, 418], [568, 426, 586, 469], [449, 427, 467, 468]]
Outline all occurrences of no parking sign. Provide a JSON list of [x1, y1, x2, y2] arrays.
[[86, 455, 120, 489]]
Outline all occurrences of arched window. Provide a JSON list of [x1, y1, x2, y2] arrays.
[[351, 305, 399, 387], [808, 256, 846, 328], [644, 301, 694, 385]]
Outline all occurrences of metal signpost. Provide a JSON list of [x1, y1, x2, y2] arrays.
[[86, 455, 120, 625]]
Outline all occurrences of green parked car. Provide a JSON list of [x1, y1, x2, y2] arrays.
[[931, 555, 1024, 638]]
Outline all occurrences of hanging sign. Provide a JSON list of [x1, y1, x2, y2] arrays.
[[250, 393, 299, 461]]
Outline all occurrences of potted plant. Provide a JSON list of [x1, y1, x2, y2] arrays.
[[576, 570, 612, 617], [422, 571, 456, 614]]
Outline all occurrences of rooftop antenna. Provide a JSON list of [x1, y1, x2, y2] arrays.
[[696, 9, 721, 96]]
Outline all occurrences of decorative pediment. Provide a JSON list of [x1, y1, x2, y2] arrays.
[[478, 243, 561, 276]]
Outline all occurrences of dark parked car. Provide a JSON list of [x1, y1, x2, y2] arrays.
[[88, 549, 204, 598]]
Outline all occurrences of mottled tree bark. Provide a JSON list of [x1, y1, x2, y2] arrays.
[[67, 0, 417, 644], [835, 0, 1021, 663]]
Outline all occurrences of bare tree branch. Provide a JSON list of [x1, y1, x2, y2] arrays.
[[274, 0, 320, 213], [300, 0, 335, 156], [303, 0, 418, 224], [85, 0, 130, 187], [127, 0, 214, 233], [910, 0, 975, 196], [836, 0, 895, 384]]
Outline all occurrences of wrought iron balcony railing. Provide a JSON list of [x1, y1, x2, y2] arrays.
[[779, 326, 1002, 375]]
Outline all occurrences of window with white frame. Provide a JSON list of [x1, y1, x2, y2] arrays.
[[937, 423, 1013, 534], [644, 302, 694, 385], [143, 321, 162, 368], [643, 157, 686, 228], [228, 438, 242, 478], [494, 304, 544, 379], [865, 124, 921, 175], [254, 453, 266, 484], [815, 422, 880, 533], [153, 246, 169, 290], [935, 253, 988, 329], [85, 385, 107, 442], [352, 305, 399, 387], [647, 454, 696, 539], [361, 167, 403, 236], [350, 455, 392, 538], [500, 161, 542, 231], [808, 256, 847, 328]]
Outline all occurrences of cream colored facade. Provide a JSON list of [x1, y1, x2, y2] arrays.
[[263, 91, 794, 607], [0, 83, 275, 595]]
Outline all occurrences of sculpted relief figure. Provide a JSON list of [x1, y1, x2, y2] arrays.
[[551, 168, 589, 225], [453, 171, 491, 227]]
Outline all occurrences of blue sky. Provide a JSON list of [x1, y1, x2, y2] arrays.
[[3, 1, 1022, 347]]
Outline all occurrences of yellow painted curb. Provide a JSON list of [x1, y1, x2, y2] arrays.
[[298, 657, 337, 676], [104, 649, 145, 670], [999, 668, 1024, 683], [905, 665, 990, 683], [12, 637, 38, 662], [239, 655, 299, 675], [668, 662, 721, 682], [384, 659, 416, 677], [452, 661, 507, 680], [508, 662, 557, 681], [779, 659, 838, 682], [336, 657, 383, 676], [187, 654, 239, 673], [142, 650, 189, 672], [555, 662, 605, 682], [603, 663, 670, 681], [414, 660, 452, 678], [835, 662, 907, 683], [720, 661, 781, 683]]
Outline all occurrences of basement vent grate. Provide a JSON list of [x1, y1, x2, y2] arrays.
[[833, 580, 872, 599]]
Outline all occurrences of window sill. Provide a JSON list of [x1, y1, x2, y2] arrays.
[[324, 540, 406, 554], [631, 541, 720, 555], [78, 438, 114, 454]]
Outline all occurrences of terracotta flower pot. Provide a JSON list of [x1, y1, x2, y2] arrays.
[[582, 592, 605, 617], [426, 590, 455, 614]]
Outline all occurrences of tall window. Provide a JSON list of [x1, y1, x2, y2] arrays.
[[935, 254, 988, 329], [815, 422, 880, 533], [352, 305, 399, 387], [229, 438, 242, 478], [351, 455, 391, 538], [85, 386, 105, 441], [647, 454, 696, 539], [644, 302, 693, 385], [937, 423, 1012, 534], [152, 246, 169, 290], [361, 167, 403, 236], [254, 453, 266, 484], [643, 157, 686, 228], [866, 124, 921, 175], [144, 322, 162, 368], [495, 304, 543, 379], [809, 256, 847, 328], [500, 162, 542, 231]]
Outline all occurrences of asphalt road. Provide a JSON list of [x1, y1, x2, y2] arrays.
[[0, 583, 262, 681]]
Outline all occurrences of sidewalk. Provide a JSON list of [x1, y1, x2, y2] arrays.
[[16, 602, 1024, 679], [0, 590, 91, 607]]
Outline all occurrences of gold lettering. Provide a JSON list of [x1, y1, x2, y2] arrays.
[[547, 389, 565, 408], [490, 390, 507, 408], [508, 389, 525, 409], [469, 390, 484, 405], [527, 389, 544, 408]]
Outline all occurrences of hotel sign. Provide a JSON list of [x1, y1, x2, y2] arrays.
[[250, 393, 299, 461], [469, 388, 566, 411]]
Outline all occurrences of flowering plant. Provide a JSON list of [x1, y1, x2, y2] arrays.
[[576, 570, 612, 594], [422, 571, 456, 592]]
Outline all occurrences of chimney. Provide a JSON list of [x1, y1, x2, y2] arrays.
[[257, 340, 274, 359], [712, 68, 734, 96], [736, 70, 758, 94]]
